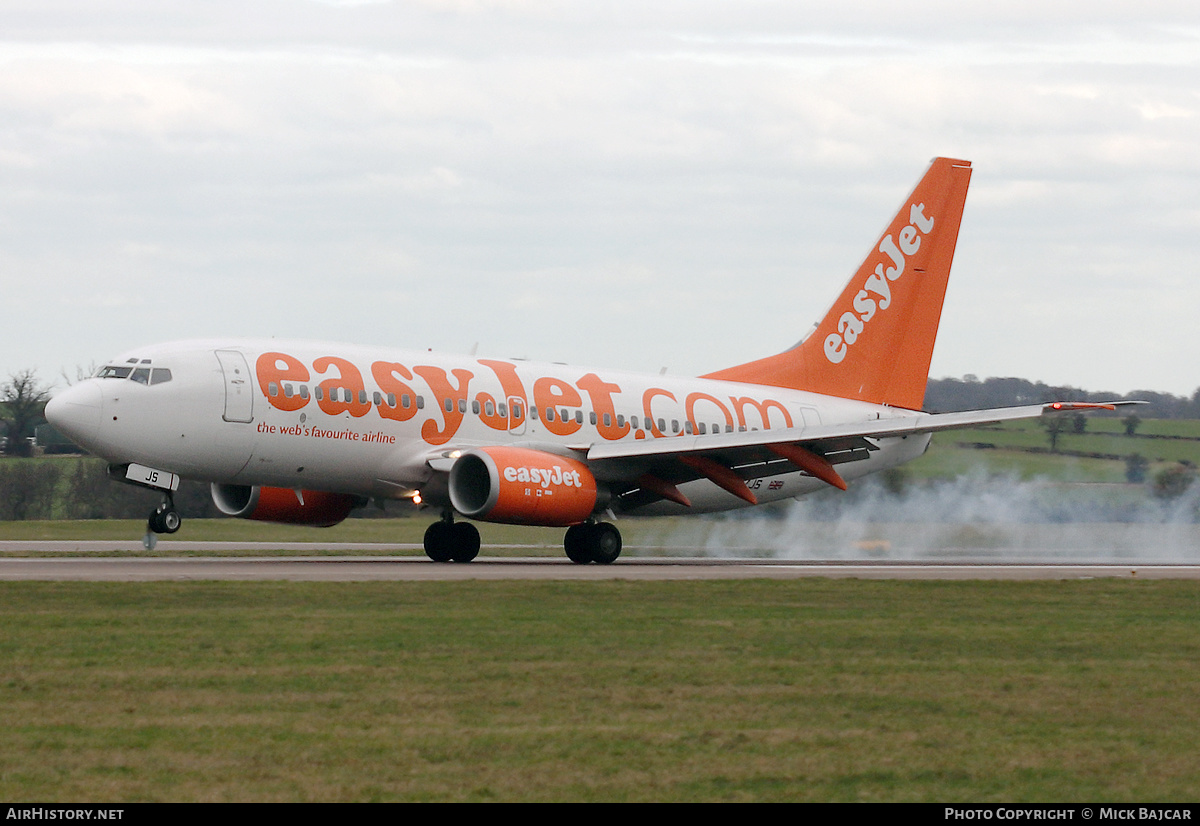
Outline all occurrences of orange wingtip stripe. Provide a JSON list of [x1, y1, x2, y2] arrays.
[[1047, 402, 1117, 412]]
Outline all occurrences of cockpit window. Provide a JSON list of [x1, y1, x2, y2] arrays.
[[95, 364, 172, 384]]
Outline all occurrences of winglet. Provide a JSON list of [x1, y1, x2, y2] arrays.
[[703, 157, 973, 411]]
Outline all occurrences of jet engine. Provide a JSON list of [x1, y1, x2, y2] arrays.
[[448, 447, 602, 526], [211, 484, 360, 527]]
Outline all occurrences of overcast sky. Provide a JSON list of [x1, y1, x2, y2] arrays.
[[3, 1, 1198, 398]]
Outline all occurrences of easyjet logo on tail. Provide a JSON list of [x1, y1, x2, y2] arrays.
[[823, 203, 935, 364]]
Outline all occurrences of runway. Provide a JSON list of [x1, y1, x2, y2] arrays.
[[1, 543, 1198, 580]]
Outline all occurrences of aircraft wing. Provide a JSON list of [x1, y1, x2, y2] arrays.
[[579, 401, 1143, 507]]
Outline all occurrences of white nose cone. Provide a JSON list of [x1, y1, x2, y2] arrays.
[[45, 381, 102, 450]]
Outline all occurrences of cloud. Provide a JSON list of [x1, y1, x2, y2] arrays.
[[1, 2, 1198, 396]]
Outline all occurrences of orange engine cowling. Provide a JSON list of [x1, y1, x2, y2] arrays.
[[448, 447, 600, 526], [211, 484, 359, 527]]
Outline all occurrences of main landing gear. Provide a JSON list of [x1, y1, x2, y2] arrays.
[[422, 515, 623, 564], [423, 513, 481, 563], [564, 521, 622, 564], [143, 494, 182, 550]]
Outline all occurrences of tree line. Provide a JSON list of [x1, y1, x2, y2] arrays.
[[0, 460, 220, 521]]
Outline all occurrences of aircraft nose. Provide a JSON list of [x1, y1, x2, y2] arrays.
[[45, 381, 102, 449]]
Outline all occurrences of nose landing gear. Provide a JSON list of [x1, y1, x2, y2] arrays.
[[143, 494, 182, 550]]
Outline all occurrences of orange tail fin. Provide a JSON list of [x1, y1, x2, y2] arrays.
[[703, 157, 973, 411]]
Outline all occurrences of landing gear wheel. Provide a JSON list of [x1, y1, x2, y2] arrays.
[[563, 522, 622, 564], [449, 522, 480, 563], [564, 524, 591, 564], [589, 522, 622, 564], [147, 501, 182, 535], [159, 508, 182, 534], [424, 521, 455, 563]]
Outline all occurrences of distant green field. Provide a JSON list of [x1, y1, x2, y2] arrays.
[[1, 579, 1198, 802], [908, 417, 1200, 484], [912, 441, 1129, 482]]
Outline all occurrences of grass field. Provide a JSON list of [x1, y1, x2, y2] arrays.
[[1, 579, 1198, 802]]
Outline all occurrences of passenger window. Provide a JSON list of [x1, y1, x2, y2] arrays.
[[575, 410, 583, 424], [485, 401, 494, 416], [458, 399, 467, 414], [546, 408, 556, 423], [373, 392, 382, 406], [416, 396, 425, 409], [300, 386, 310, 399], [444, 398, 453, 413], [268, 382, 279, 397], [590, 412, 597, 425], [603, 413, 612, 427], [672, 420, 680, 433], [472, 400, 481, 415], [401, 394, 410, 408], [284, 383, 294, 398], [498, 403, 507, 417]]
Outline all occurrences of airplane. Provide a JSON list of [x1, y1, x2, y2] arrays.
[[44, 157, 1132, 562]]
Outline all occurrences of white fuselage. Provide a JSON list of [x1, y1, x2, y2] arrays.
[[49, 339, 931, 516]]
